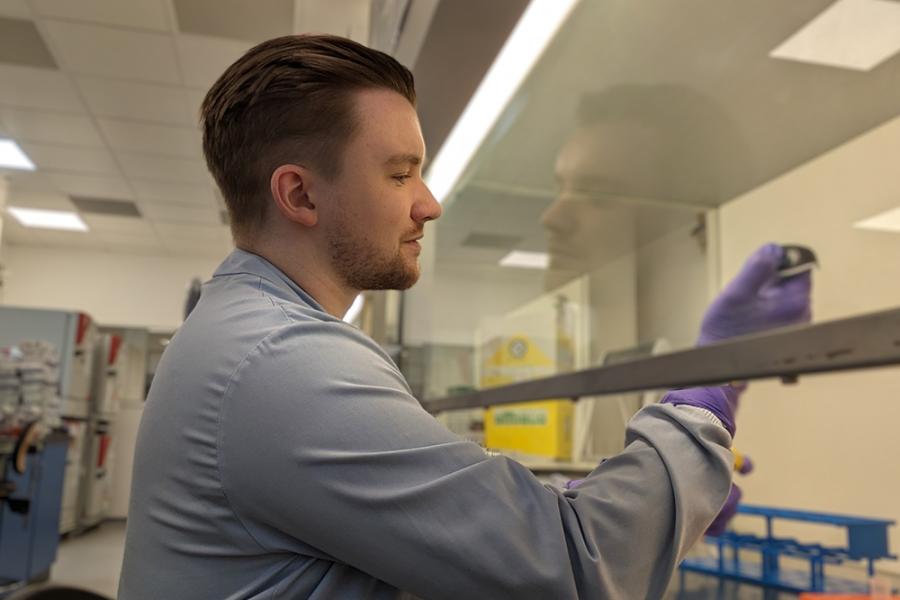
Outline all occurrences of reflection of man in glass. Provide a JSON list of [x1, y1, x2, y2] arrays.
[[542, 84, 753, 291], [539, 85, 806, 542]]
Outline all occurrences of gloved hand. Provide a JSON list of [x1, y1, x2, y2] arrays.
[[660, 385, 741, 437], [698, 243, 812, 346], [706, 483, 742, 536], [733, 449, 754, 475]]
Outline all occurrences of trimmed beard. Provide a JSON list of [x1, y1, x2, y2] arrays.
[[329, 232, 419, 291]]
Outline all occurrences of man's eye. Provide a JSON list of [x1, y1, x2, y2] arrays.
[[393, 174, 411, 184]]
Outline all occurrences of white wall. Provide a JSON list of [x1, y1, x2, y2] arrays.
[[719, 115, 900, 574], [416, 262, 546, 346], [637, 222, 709, 350], [1, 245, 223, 331]]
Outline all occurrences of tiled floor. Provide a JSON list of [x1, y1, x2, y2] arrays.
[[51, 520, 127, 599]]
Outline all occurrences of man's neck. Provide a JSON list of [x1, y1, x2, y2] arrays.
[[241, 241, 357, 319]]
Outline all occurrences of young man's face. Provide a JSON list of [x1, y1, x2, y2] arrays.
[[318, 88, 441, 291]]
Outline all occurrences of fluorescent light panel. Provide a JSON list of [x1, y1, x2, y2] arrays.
[[770, 0, 900, 71], [425, 0, 578, 203], [8, 206, 88, 231], [854, 206, 900, 232], [499, 250, 549, 269], [0, 139, 36, 170], [343, 294, 365, 323]]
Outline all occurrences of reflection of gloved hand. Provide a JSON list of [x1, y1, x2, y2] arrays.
[[698, 243, 812, 346], [660, 385, 741, 437], [707, 483, 742, 536]]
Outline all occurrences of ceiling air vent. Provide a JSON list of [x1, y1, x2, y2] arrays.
[[0, 18, 58, 69], [69, 196, 142, 218], [461, 232, 522, 250]]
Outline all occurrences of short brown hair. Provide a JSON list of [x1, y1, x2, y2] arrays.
[[201, 34, 416, 242]]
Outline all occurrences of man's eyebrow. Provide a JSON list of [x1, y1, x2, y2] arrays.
[[385, 153, 425, 167]]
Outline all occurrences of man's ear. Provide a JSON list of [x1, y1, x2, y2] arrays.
[[270, 164, 318, 227]]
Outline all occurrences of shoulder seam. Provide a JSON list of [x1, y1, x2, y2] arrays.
[[214, 329, 283, 553]]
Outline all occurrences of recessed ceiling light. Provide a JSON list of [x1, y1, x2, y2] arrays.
[[770, 0, 900, 71], [425, 0, 579, 204], [499, 250, 550, 269], [0, 139, 36, 170], [854, 206, 900, 232], [8, 206, 88, 232]]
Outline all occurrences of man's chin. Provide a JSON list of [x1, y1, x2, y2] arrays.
[[363, 264, 419, 291], [394, 266, 420, 290]]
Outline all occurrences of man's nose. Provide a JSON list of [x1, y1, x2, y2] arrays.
[[541, 197, 575, 234], [414, 182, 442, 223]]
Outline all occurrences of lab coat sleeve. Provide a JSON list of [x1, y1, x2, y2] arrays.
[[219, 321, 733, 599]]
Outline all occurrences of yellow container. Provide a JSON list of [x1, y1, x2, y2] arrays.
[[479, 334, 574, 460], [485, 399, 573, 460]]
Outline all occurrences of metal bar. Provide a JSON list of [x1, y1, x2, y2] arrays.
[[422, 306, 900, 413]]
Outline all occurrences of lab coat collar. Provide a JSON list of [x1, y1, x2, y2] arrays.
[[213, 248, 328, 313]]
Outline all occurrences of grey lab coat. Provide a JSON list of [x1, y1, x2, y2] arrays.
[[118, 249, 733, 599]]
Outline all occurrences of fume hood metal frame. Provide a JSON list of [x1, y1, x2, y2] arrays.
[[422, 306, 900, 413]]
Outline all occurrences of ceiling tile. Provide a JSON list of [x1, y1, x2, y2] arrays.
[[1, 217, 40, 244], [117, 152, 210, 183], [81, 213, 155, 235], [131, 180, 217, 205], [0, 0, 31, 20], [173, 0, 292, 43], [98, 235, 166, 255], [94, 230, 158, 245], [110, 242, 171, 257], [4, 189, 74, 210], [0, 64, 84, 112], [140, 201, 219, 225], [19, 142, 119, 175], [0, 108, 105, 147], [175, 34, 250, 89], [97, 118, 202, 158], [42, 19, 179, 84], [3, 170, 59, 193], [39, 228, 109, 250], [46, 172, 133, 199], [185, 88, 207, 121], [77, 76, 193, 125], [156, 221, 230, 241], [32, 0, 169, 32]]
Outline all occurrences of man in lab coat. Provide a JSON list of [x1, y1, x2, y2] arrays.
[[119, 34, 810, 599]]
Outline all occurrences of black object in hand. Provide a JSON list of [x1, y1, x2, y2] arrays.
[[778, 245, 818, 278]]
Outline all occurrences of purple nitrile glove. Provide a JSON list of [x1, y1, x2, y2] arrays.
[[736, 454, 754, 475], [660, 385, 741, 437], [698, 243, 812, 346], [706, 483, 742, 536]]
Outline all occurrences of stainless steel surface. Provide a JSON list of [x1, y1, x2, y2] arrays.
[[423, 306, 900, 413]]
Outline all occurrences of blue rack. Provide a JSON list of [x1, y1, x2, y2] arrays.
[[680, 504, 897, 594]]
